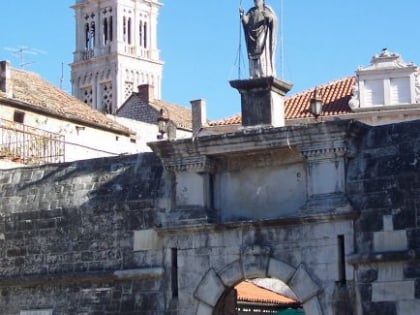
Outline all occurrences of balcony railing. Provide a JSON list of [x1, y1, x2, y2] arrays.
[[0, 119, 65, 165]]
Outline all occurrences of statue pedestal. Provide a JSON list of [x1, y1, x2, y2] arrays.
[[230, 77, 293, 128]]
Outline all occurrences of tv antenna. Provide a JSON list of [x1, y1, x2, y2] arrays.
[[3, 46, 46, 69]]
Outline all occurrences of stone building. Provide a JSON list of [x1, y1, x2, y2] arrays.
[[1, 47, 420, 315], [0, 60, 141, 168], [71, 0, 163, 113]]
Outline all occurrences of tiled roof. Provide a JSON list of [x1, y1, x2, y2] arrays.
[[235, 281, 298, 305], [0, 68, 133, 135], [210, 76, 356, 126], [149, 100, 192, 131]]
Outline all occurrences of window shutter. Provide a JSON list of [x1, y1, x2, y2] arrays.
[[390, 77, 411, 105], [364, 80, 384, 106]]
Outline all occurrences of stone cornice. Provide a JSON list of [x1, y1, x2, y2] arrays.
[[162, 156, 216, 173], [149, 120, 367, 162]]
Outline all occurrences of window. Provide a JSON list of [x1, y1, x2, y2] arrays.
[[109, 16, 113, 42], [123, 16, 127, 42], [139, 21, 143, 47], [390, 77, 411, 105], [103, 18, 108, 44], [13, 111, 25, 124], [143, 22, 148, 48], [364, 80, 384, 106], [127, 18, 132, 45]]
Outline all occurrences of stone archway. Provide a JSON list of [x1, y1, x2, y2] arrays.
[[193, 246, 323, 315]]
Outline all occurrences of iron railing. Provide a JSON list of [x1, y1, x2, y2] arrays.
[[0, 119, 65, 165]]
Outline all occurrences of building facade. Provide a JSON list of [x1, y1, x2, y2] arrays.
[[71, 0, 163, 113]]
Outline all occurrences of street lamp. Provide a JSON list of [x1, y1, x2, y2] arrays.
[[310, 88, 323, 119]]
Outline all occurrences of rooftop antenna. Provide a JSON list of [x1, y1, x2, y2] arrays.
[[3, 46, 46, 69]]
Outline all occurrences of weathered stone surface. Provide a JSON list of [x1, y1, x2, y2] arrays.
[[362, 301, 397, 315], [398, 300, 420, 315], [267, 258, 296, 284], [218, 260, 243, 287], [372, 281, 415, 302], [194, 269, 226, 307], [288, 265, 320, 303]]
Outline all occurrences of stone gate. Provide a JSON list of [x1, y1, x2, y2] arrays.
[[0, 120, 420, 314]]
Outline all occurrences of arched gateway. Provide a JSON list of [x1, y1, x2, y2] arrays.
[[193, 246, 323, 315]]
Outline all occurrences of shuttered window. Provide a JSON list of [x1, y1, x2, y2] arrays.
[[364, 80, 384, 106], [390, 77, 411, 105]]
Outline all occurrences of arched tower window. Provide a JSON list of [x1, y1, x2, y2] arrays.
[[103, 18, 108, 44], [85, 23, 90, 49], [143, 22, 148, 49], [90, 21, 96, 49], [139, 21, 143, 48], [123, 16, 127, 42], [109, 16, 113, 42], [128, 18, 132, 45]]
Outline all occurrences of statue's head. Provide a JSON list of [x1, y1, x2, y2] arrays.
[[254, 0, 265, 9]]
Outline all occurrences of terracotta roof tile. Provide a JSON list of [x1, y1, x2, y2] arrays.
[[235, 281, 298, 305], [0, 68, 132, 135], [149, 99, 192, 130], [210, 76, 356, 126]]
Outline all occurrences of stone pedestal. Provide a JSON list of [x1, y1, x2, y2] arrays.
[[230, 77, 293, 127]]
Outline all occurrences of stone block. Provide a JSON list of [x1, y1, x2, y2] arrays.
[[373, 230, 407, 252], [398, 300, 420, 315], [362, 302, 397, 315], [196, 302, 213, 315], [372, 281, 414, 302], [242, 254, 269, 279], [288, 265, 320, 303], [377, 263, 403, 282], [218, 260, 243, 287], [133, 229, 161, 251], [194, 269, 226, 307], [302, 296, 323, 315], [267, 258, 296, 284]]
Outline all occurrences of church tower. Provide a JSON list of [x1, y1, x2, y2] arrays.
[[70, 0, 163, 113]]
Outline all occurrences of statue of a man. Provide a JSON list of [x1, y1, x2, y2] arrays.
[[240, 0, 277, 79]]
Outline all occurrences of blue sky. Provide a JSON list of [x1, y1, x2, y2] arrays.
[[1, 1, 420, 120]]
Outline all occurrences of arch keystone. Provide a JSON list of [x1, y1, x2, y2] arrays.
[[241, 245, 271, 279], [194, 268, 226, 307], [196, 302, 213, 315], [288, 264, 321, 303]]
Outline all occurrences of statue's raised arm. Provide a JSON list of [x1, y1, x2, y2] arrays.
[[241, 0, 277, 79]]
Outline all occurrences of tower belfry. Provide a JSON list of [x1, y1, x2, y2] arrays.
[[70, 0, 163, 113]]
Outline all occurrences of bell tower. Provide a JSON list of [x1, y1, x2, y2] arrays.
[[70, 0, 163, 113]]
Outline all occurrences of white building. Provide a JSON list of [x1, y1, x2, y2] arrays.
[[70, 0, 163, 113], [0, 61, 142, 168]]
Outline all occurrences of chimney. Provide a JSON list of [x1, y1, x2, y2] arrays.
[[137, 84, 155, 103], [0, 61, 12, 97], [191, 99, 207, 136]]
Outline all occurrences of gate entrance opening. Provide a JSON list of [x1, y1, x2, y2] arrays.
[[213, 278, 304, 315]]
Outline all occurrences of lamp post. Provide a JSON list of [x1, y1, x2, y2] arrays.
[[310, 88, 323, 119]]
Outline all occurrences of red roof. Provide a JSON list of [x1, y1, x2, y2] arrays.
[[210, 76, 355, 126], [235, 281, 298, 305]]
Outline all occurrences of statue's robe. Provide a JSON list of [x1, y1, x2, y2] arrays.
[[242, 5, 277, 78]]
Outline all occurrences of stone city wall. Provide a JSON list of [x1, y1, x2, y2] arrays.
[[0, 153, 169, 314]]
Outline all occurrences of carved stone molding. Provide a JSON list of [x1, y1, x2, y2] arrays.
[[162, 156, 215, 173], [300, 145, 348, 160]]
